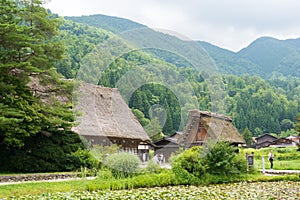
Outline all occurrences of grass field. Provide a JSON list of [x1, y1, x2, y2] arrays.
[[242, 146, 300, 170]]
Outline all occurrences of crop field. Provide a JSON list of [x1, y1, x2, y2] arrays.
[[6, 181, 300, 200]]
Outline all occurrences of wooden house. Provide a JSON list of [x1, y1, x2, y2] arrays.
[[286, 135, 300, 144], [177, 110, 245, 148], [254, 133, 277, 149], [269, 138, 298, 148], [153, 132, 181, 162], [73, 82, 152, 160]]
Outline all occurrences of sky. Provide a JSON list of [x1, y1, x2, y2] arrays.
[[44, 0, 300, 52]]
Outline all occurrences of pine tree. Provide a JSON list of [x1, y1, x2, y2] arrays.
[[242, 127, 253, 146], [0, 0, 82, 172]]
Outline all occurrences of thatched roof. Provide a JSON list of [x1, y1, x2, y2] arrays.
[[73, 82, 150, 141], [178, 110, 245, 146]]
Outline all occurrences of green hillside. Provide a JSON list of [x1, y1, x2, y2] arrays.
[[198, 41, 262, 76], [65, 14, 146, 34], [237, 36, 300, 77]]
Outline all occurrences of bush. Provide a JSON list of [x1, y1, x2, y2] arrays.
[[89, 144, 119, 168], [171, 146, 206, 184], [105, 152, 141, 178], [172, 142, 247, 184], [144, 159, 161, 173], [66, 148, 98, 171], [203, 141, 246, 175]]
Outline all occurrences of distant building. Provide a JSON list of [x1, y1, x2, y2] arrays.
[[253, 133, 277, 149], [73, 82, 152, 160], [269, 138, 297, 148], [177, 110, 245, 148], [286, 135, 300, 144], [153, 132, 181, 162]]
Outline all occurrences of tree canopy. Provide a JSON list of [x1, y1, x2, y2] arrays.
[[0, 0, 85, 172]]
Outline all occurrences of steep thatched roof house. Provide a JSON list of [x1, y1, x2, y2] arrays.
[[178, 110, 245, 148], [73, 82, 151, 157]]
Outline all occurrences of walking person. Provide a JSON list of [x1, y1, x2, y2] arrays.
[[268, 150, 274, 170]]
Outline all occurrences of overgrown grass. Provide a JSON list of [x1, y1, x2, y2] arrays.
[[0, 179, 88, 198]]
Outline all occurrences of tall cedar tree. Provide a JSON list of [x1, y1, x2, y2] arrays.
[[0, 0, 83, 172]]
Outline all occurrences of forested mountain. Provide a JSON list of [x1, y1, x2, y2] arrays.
[[53, 14, 300, 140], [66, 15, 300, 79], [65, 14, 146, 34], [238, 37, 300, 78], [198, 41, 262, 76]]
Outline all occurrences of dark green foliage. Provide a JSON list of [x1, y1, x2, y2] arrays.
[[105, 152, 141, 178], [55, 19, 109, 78], [0, 130, 85, 172], [0, 0, 88, 172]]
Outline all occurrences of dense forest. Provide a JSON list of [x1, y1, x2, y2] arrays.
[[0, 0, 299, 172]]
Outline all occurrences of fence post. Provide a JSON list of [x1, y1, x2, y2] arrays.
[[262, 156, 265, 173]]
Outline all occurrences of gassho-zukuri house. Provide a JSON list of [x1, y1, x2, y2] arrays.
[[72, 82, 152, 159], [154, 110, 246, 161], [177, 110, 246, 148]]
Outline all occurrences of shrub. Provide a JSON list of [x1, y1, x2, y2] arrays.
[[89, 144, 119, 168], [67, 148, 98, 170], [144, 159, 161, 173], [105, 152, 141, 178], [171, 146, 206, 184], [203, 141, 246, 175]]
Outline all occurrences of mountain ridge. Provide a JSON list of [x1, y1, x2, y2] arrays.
[[66, 14, 300, 79]]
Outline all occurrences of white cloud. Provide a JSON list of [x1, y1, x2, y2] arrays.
[[44, 0, 300, 51]]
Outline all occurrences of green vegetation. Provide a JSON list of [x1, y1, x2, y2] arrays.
[[0, 0, 86, 172], [243, 147, 300, 170], [105, 152, 141, 178], [10, 182, 300, 200], [0, 171, 299, 198], [297, 115, 300, 150], [172, 142, 247, 185], [0, 144, 299, 198]]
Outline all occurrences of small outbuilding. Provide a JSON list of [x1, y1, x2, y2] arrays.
[[153, 132, 181, 162]]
